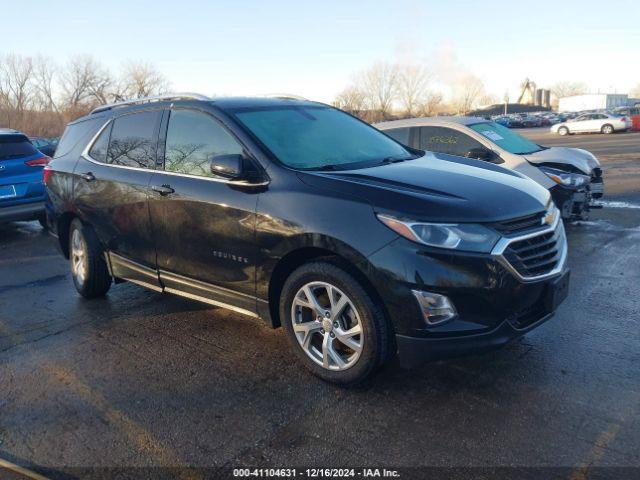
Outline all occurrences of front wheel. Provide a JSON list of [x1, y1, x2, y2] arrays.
[[280, 261, 392, 385], [601, 124, 614, 134], [69, 219, 112, 298], [558, 126, 569, 136]]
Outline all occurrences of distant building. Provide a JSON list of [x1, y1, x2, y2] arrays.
[[558, 94, 630, 112]]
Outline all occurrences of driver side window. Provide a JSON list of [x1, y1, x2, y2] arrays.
[[418, 126, 483, 157], [164, 109, 244, 178]]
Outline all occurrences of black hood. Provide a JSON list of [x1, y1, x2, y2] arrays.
[[299, 153, 550, 223]]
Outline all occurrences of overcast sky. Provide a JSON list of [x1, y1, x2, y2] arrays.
[[2, 0, 639, 102]]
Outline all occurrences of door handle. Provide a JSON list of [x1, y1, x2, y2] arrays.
[[80, 172, 95, 182], [151, 184, 175, 196]]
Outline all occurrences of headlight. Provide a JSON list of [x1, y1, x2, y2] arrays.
[[376, 214, 500, 253], [539, 166, 590, 189]]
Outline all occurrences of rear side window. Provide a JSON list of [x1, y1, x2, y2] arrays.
[[419, 126, 483, 157], [164, 109, 244, 178], [384, 127, 410, 146], [107, 111, 161, 169], [55, 118, 103, 158], [0, 135, 38, 160], [88, 122, 112, 163]]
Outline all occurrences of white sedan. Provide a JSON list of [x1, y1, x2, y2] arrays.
[[551, 113, 631, 135]]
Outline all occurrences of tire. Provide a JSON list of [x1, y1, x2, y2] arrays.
[[601, 124, 614, 134], [69, 219, 112, 298], [280, 261, 392, 386], [558, 126, 569, 136]]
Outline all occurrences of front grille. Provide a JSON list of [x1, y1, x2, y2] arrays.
[[491, 211, 545, 236], [502, 223, 565, 278]]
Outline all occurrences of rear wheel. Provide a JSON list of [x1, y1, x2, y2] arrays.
[[558, 126, 569, 136], [280, 261, 392, 385], [601, 124, 614, 134], [69, 219, 112, 298]]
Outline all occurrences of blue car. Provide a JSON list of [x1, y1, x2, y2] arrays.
[[0, 129, 50, 227]]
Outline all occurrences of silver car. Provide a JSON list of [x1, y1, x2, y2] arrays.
[[376, 117, 604, 220], [551, 113, 631, 135]]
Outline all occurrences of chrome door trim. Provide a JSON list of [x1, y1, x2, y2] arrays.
[[164, 287, 259, 318], [107, 252, 163, 292]]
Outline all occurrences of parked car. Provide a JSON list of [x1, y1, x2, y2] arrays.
[[492, 115, 511, 127], [506, 115, 524, 128], [551, 113, 631, 135], [376, 117, 603, 220], [0, 129, 50, 226], [29, 137, 58, 158], [521, 116, 542, 128], [45, 95, 569, 385]]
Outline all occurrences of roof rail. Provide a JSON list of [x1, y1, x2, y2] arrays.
[[260, 93, 309, 101], [90, 92, 211, 114]]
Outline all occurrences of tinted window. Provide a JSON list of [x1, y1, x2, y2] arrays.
[[107, 111, 160, 169], [0, 135, 39, 160], [88, 122, 112, 163], [468, 122, 542, 155], [419, 126, 483, 157], [55, 118, 102, 158], [384, 127, 410, 146], [234, 106, 414, 170], [164, 109, 244, 178]]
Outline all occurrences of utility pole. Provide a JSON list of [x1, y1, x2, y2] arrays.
[[504, 91, 509, 115]]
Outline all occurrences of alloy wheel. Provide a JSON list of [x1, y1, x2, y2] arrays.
[[291, 281, 363, 371], [71, 229, 87, 285]]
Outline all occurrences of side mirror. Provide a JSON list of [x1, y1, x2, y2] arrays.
[[465, 147, 502, 164], [210, 154, 244, 179]]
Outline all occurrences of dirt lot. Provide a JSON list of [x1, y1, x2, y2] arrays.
[[1, 130, 639, 480]]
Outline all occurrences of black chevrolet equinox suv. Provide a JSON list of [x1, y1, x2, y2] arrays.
[[45, 94, 570, 385]]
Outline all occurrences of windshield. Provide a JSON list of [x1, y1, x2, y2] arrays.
[[233, 105, 416, 170], [469, 122, 543, 155]]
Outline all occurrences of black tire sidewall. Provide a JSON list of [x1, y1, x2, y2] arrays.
[[280, 262, 389, 386], [69, 219, 111, 298]]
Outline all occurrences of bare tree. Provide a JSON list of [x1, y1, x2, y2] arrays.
[[418, 91, 443, 117], [0, 53, 35, 114], [61, 55, 113, 109], [550, 81, 588, 100], [451, 74, 485, 114], [358, 62, 398, 120], [629, 83, 640, 98], [334, 85, 368, 113], [33, 55, 58, 111], [118, 60, 170, 100], [396, 64, 431, 117]]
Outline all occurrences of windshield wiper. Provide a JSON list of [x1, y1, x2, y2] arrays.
[[304, 164, 340, 171], [378, 155, 418, 165]]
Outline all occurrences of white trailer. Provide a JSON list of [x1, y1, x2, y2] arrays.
[[559, 94, 629, 112]]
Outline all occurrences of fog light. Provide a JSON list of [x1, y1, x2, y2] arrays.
[[411, 290, 457, 326]]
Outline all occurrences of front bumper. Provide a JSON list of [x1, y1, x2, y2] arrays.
[[396, 269, 570, 368], [0, 201, 45, 223], [366, 218, 570, 368]]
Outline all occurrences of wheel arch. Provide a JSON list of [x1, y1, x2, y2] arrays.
[[57, 211, 79, 259], [265, 244, 389, 331]]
